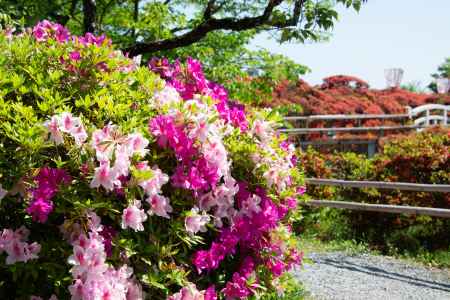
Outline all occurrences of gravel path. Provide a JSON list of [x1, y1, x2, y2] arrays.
[[294, 252, 450, 300]]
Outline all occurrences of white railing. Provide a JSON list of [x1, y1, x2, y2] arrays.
[[406, 104, 449, 129], [283, 104, 450, 133]]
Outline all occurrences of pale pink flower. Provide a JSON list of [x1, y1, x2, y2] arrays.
[[240, 194, 262, 217], [0, 227, 40, 265], [185, 207, 210, 234], [113, 146, 131, 177], [71, 123, 88, 146], [91, 124, 117, 161], [147, 195, 172, 219], [202, 137, 229, 177], [90, 160, 120, 191], [167, 283, 207, 300], [263, 166, 290, 192], [126, 133, 149, 157], [137, 164, 169, 196], [126, 280, 144, 300], [44, 115, 64, 145], [68, 213, 137, 300], [0, 184, 7, 200], [153, 85, 182, 108], [44, 113, 87, 145], [58, 112, 80, 132], [251, 119, 274, 143], [189, 120, 209, 142], [121, 200, 147, 231], [198, 192, 217, 212]]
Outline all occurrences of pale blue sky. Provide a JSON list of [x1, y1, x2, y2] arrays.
[[252, 0, 450, 89]]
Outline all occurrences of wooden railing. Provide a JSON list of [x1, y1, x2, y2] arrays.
[[302, 178, 450, 218], [303, 200, 450, 218], [306, 178, 450, 193]]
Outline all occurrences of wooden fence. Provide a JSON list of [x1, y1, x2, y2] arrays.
[[301, 178, 450, 218], [306, 178, 450, 193]]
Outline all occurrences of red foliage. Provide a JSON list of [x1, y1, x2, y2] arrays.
[[267, 75, 450, 140], [267, 75, 450, 115]]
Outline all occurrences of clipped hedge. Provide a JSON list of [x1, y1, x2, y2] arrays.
[[0, 21, 305, 299]]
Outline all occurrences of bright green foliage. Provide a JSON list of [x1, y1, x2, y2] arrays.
[[0, 0, 366, 108]]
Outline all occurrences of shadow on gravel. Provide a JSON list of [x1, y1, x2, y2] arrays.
[[320, 258, 450, 293]]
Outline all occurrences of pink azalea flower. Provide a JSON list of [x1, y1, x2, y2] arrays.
[[0, 227, 41, 265], [185, 207, 210, 234], [0, 184, 7, 200], [147, 195, 172, 219], [69, 51, 81, 61], [297, 186, 307, 195], [251, 119, 273, 143], [152, 85, 182, 108], [121, 200, 147, 232], [202, 137, 229, 177], [167, 283, 208, 300], [26, 197, 54, 223], [126, 133, 149, 157], [68, 212, 140, 300], [44, 113, 87, 145], [44, 116, 64, 145], [71, 123, 88, 145], [240, 194, 262, 217], [222, 273, 252, 299], [58, 112, 78, 133], [137, 163, 169, 196], [126, 279, 144, 300], [91, 124, 117, 161], [90, 160, 120, 191], [113, 146, 131, 177]]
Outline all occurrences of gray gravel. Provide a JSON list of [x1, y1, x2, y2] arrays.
[[293, 252, 450, 300]]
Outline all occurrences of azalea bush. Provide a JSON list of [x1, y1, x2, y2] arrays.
[[267, 75, 450, 118], [0, 21, 305, 299], [298, 128, 450, 253]]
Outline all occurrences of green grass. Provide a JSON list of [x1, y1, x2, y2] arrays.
[[298, 232, 450, 269], [296, 207, 450, 269], [299, 233, 376, 256], [395, 248, 450, 269]]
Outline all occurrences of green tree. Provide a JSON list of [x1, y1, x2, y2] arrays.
[[429, 57, 450, 93], [1, 1, 366, 53], [0, 1, 365, 105]]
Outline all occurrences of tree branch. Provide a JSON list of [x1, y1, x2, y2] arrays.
[[125, 0, 288, 56], [203, 0, 216, 20]]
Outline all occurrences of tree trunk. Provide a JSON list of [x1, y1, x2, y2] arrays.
[[132, 0, 139, 38], [83, 0, 97, 34]]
